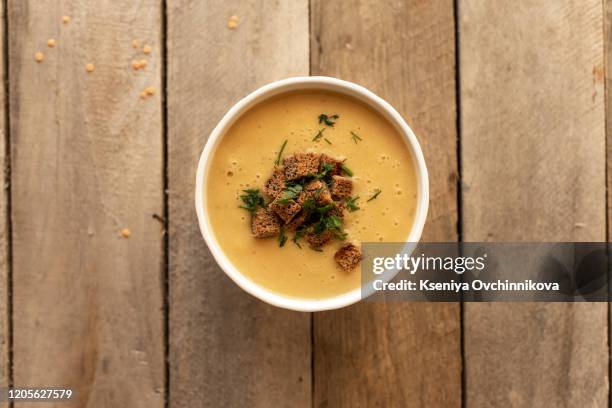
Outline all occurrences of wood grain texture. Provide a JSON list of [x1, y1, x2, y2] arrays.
[[166, 1, 310, 407], [0, 1, 8, 406], [460, 1, 607, 406], [311, 1, 461, 406], [9, 1, 165, 406]]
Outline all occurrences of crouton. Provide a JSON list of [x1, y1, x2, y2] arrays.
[[263, 168, 286, 198], [305, 230, 334, 248], [286, 211, 308, 232], [251, 208, 282, 238], [334, 243, 362, 270], [283, 153, 320, 180], [319, 153, 343, 176], [330, 175, 353, 199], [328, 201, 346, 219], [297, 179, 333, 206], [269, 197, 301, 224]]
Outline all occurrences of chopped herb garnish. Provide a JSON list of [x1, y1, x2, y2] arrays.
[[292, 228, 306, 248], [350, 131, 362, 144], [346, 196, 360, 212], [341, 164, 354, 177], [312, 128, 326, 142], [367, 189, 382, 202], [274, 139, 288, 165], [315, 163, 334, 180], [319, 113, 339, 127], [324, 138, 332, 145], [312, 247, 323, 252], [278, 229, 288, 247], [239, 189, 265, 212], [277, 184, 303, 205], [302, 198, 334, 214]]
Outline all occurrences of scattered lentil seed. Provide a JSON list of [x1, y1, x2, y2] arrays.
[[47, 38, 56, 48], [85, 63, 95, 72], [120, 228, 130, 238], [132, 39, 140, 49], [140, 91, 148, 99], [143, 44, 152, 54], [227, 15, 239, 29], [34, 52, 44, 62], [144, 86, 156, 95], [131, 60, 141, 70], [139, 59, 147, 68], [62, 15, 70, 24]]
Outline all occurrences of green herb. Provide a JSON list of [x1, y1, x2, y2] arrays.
[[367, 189, 382, 202], [274, 139, 288, 165], [278, 229, 288, 247], [315, 163, 334, 179], [350, 131, 362, 144], [318, 113, 339, 127], [311, 214, 347, 241], [312, 128, 326, 142], [277, 184, 303, 205], [312, 247, 323, 252], [292, 228, 306, 249], [324, 138, 332, 145], [239, 189, 265, 212], [346, 196, 360, 212], [341, 164, 354, 177], [313, 214, 343, 234], [302, 198, 333, 214]]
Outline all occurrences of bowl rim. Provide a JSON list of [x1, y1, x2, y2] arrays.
[[195, 76, 429, 312]]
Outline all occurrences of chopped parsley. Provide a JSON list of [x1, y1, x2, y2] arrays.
[[277, 184, 303, 205], [367, 189, 382, 202], [346, 196, 360, 212], [315, 163, 334, 180], [239, 189, 265, 212], [274, 139, 288, 165], [319, 113, 339, 127], [324, 138, 332, 145], [350, 131, 362, 144]]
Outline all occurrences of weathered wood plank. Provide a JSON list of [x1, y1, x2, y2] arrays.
[[461, 1, 607, 406], [0, 1, 8, 406], [9, 1, 165, 406], [311, 1, 461, 406], [167, 1, 310, 407]]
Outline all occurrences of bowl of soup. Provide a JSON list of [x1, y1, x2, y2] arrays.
[[195, 76, 428, 311]]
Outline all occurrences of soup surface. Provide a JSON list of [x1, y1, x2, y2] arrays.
[[206, 91, 417, 299]]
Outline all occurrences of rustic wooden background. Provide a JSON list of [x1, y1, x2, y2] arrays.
[[0, 0, 610, 407]]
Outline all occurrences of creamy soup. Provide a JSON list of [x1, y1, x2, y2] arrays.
[[206, 91, 417, 299]]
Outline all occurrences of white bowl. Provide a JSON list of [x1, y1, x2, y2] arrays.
[[195, 76, 429, 312]]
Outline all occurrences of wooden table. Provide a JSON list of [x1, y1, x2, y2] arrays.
[[0, 0, 609, 406]]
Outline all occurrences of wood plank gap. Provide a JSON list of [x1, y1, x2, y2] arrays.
[[454, 1, 466, 407], [605, 0, 612, 405], [1, 0, 11, 406], [160, 0, 170, 407]]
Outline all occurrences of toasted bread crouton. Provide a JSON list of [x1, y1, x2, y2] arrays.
[[334, 243, 362, 270], [283, 153, 320, 180], [305, 230, 334, 248], [328, 201, 346, 219], [263, 168, 286, 198], [286, 211, 307, 232], [297, 179, 333, 206], [330, 175, 353, 199], [251, 208, 282, 238], [319, 153, 343, 176], [269, 197, 301, 224]]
